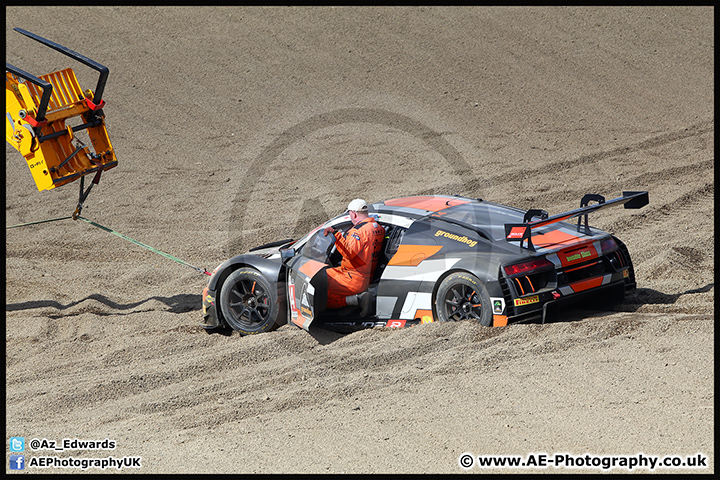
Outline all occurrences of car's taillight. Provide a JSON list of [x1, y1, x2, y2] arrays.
[[600, 237, 618, 253], [504, 258, 554, 277]]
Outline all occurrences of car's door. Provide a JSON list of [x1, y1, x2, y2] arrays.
[[285, 218, 351, 330]]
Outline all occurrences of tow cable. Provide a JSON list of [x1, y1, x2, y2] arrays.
[[7, 215, 211, 276]]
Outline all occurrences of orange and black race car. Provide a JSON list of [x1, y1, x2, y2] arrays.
[[201, 191, 648, 335]]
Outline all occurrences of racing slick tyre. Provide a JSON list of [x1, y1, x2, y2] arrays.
[[434, 272, 493, 326], [219, 268, 280, 335]]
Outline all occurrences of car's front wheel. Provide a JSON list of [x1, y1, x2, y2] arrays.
[[219, 268, 280, 335], [434, 272, 492, 326]]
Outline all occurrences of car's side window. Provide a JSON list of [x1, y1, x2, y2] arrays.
[[299, 221, 352, 264], [384, 225, 405, 258], [299, 230, 334, 263]]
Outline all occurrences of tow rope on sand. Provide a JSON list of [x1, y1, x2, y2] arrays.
[[6, 215, 211, 276]]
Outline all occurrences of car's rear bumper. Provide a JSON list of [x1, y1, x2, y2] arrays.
[[506, 279, 626, 325]]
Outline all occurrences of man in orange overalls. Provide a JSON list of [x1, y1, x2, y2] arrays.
[[323, 198, 385, 316]]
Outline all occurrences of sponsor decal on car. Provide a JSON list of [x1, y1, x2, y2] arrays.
[[564, 249, 593, 262], [507, 226, 527, 239], [492, 299, 503, 314], [434, 229, 478, 247], [202, 287, 214, 314], [387, 319, 407, 328], [414, 309, 434, 324], [288, 283, 297, 318], [514, 295, 540, 307]]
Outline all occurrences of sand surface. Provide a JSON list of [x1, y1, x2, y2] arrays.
[[5, 6, 713, 474]]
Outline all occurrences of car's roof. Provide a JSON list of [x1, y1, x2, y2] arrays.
[[373, 195, 479, 217], [380, 195, 476, 213], [372, 195, 525, 239]]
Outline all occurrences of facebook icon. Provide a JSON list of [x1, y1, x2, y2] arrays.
[[9, 455, 25, 470]]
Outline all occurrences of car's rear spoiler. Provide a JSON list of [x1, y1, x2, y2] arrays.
[[504, 191, 648, 251]]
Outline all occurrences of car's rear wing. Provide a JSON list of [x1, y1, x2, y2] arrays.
[[504, 191, 648, 251]]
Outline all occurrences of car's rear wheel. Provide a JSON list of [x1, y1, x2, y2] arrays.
[[435, 272, 492, 326], [219, 268, 280, 335]]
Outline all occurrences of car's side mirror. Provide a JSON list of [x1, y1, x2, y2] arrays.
[[281, 247, 296, 261]]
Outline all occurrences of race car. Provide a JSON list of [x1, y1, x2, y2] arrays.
[[201, 191, 648, 335]]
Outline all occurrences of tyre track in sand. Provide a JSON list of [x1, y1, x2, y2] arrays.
[[7, 312, 705, 434], [475, 120, 713, 189]]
